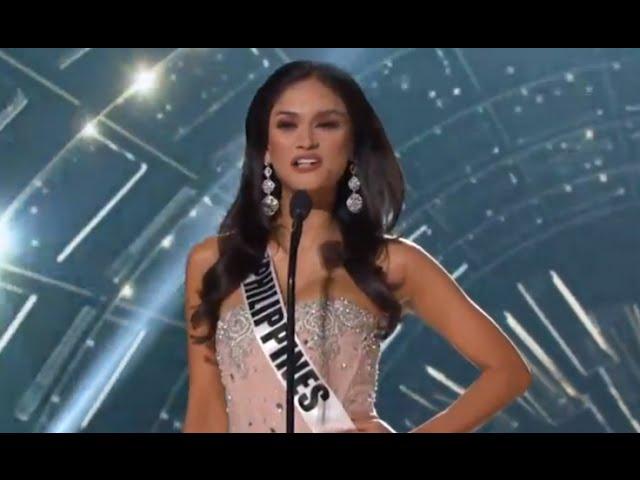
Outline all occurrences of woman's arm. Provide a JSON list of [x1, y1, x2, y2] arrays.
[[395, 238, 532, 433], [182, 238, 229, 433]]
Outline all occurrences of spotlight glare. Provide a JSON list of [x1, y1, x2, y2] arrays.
[[81, 121, 98, 138], [161, 235, 174, 249], [132, 68, 158, 94], [0, 223, 13, 257], [120, 284, 134, 299]]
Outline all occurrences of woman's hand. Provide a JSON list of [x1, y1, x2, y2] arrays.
[[338, 418, 395, 433]]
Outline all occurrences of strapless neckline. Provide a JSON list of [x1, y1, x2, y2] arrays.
[[220, 296, 385, 322]]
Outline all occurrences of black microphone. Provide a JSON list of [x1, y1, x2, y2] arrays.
[[286, 190, 311, 433], [290, 189, 312, 222]]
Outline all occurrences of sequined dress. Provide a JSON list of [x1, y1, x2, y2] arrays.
[[215, 296, 384, 433]]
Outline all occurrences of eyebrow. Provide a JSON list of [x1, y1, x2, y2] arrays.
[[275, 109, 348, 118]]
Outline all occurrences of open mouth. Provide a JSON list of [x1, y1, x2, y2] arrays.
[[291, 157, 323, 172]]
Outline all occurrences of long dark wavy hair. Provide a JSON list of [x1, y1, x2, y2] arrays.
[[190, 60, 406, 344]]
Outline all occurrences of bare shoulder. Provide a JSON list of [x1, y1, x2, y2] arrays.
[[188, 235, 221, 266], [388, 234, 442, 260], [184, 235, 224, 326], [378, 234, 422, 276], [186, 232, 236, 276], [385, 236, 448, 282], [378, 236, 446, 314]]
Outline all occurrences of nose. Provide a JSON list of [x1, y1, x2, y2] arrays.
[[296, 125, 318, 150]]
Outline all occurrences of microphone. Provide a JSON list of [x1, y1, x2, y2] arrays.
[[286, 190, 311, 433], [290, 189, 312, 222]]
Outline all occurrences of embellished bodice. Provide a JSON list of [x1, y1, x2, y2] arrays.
[[214, 296, 384, 433]]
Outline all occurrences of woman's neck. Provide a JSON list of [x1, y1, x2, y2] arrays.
[[271, 210, 342, 254], [270, 187, 342, 255]]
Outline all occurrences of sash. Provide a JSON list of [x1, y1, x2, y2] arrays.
[[240, 248, 356, 433]]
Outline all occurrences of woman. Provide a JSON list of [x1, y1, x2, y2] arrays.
[[183, 60, 532, 433]]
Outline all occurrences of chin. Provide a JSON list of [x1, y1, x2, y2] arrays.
[[284, 173, 331, 189]]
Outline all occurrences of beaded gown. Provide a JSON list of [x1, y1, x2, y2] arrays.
[[214, 287, 385, 432]]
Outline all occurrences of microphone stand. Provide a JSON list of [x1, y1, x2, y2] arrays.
[[286, 215, 304, 433]]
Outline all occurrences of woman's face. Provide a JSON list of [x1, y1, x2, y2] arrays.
[[266, 77, 353, 195]]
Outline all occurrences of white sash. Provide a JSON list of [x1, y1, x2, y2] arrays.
[[240, 248, 356, 433]]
